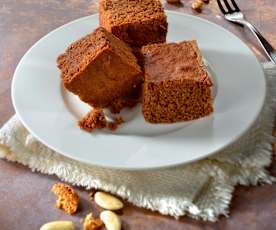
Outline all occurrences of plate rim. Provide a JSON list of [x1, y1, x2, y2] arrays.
[[11, 11, 266, 171]]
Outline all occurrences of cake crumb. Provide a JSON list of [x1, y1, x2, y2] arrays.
[[108, 117, 124, 131], [79, 108, 125, 132], [79, 108, 107, 132], [51, 183, 79, 215], [83, 213, 103, 230]]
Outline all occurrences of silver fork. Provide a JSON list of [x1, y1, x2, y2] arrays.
[[217, 0, 276, 64]]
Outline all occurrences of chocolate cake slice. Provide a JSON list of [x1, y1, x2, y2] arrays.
[[99, 0, 168, 47], [141, 41, 213, 123], [57, 27, 143, 110]]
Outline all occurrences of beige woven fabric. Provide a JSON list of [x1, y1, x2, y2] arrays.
[[0, 63, 275, 221]]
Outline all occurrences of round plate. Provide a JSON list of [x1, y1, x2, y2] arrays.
[[12, 11, 266, 170]]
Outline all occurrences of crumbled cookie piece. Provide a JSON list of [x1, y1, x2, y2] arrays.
[[51, 183, 79, 215], [83, 213, 103, 230], [192, 0, 204, 12], [79, 108, 107, 132], [108, 117, 124, 131]]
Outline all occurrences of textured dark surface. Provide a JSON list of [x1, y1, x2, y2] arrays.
[[0, 0, 276, 229]]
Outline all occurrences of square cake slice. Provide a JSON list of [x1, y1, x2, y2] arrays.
[[99, 0, 168, 47], [57, 27, 142, 109], [141, 41, 213, 123]]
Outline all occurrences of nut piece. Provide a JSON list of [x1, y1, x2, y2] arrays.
[[100, 211, 122, 230], [51, 183, 79, 215], [166, 0, 181, 3], [83, 213, 103, 230], [192, 0, 204, 12], [94, 192, 124, 210], [40, 221, 75, 230]]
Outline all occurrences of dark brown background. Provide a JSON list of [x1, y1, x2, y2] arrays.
[[0, 0, 276, 229]]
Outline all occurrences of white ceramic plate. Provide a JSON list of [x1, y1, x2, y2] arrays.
[[12, 11, 266, 170]]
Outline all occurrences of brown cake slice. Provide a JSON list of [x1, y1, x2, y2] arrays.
[[141, 41, 213, 123], [57, 27, 143, 109], [99, 0, 168, 47]]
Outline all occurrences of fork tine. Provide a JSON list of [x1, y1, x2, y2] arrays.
[[217, 0, 227, 14], [221, 0, 234, 13], [230, 0, 240, 11]]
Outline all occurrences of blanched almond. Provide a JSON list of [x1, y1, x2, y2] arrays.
[[94, 192, 123, 210], [40, 221, 75, 230], [100, 211, 121, 230]]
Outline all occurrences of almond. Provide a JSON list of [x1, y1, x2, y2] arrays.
[[94, 192, 123, 210], [100, 211, 121, 230], [40, 221, 75, 230]]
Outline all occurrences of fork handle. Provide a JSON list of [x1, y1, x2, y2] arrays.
[[239, 20, 276, 64]]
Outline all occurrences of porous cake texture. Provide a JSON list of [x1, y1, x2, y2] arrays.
[[141, 41, 213, 123], [99, 0, 168, 47], [57, 27, 142, 110]]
